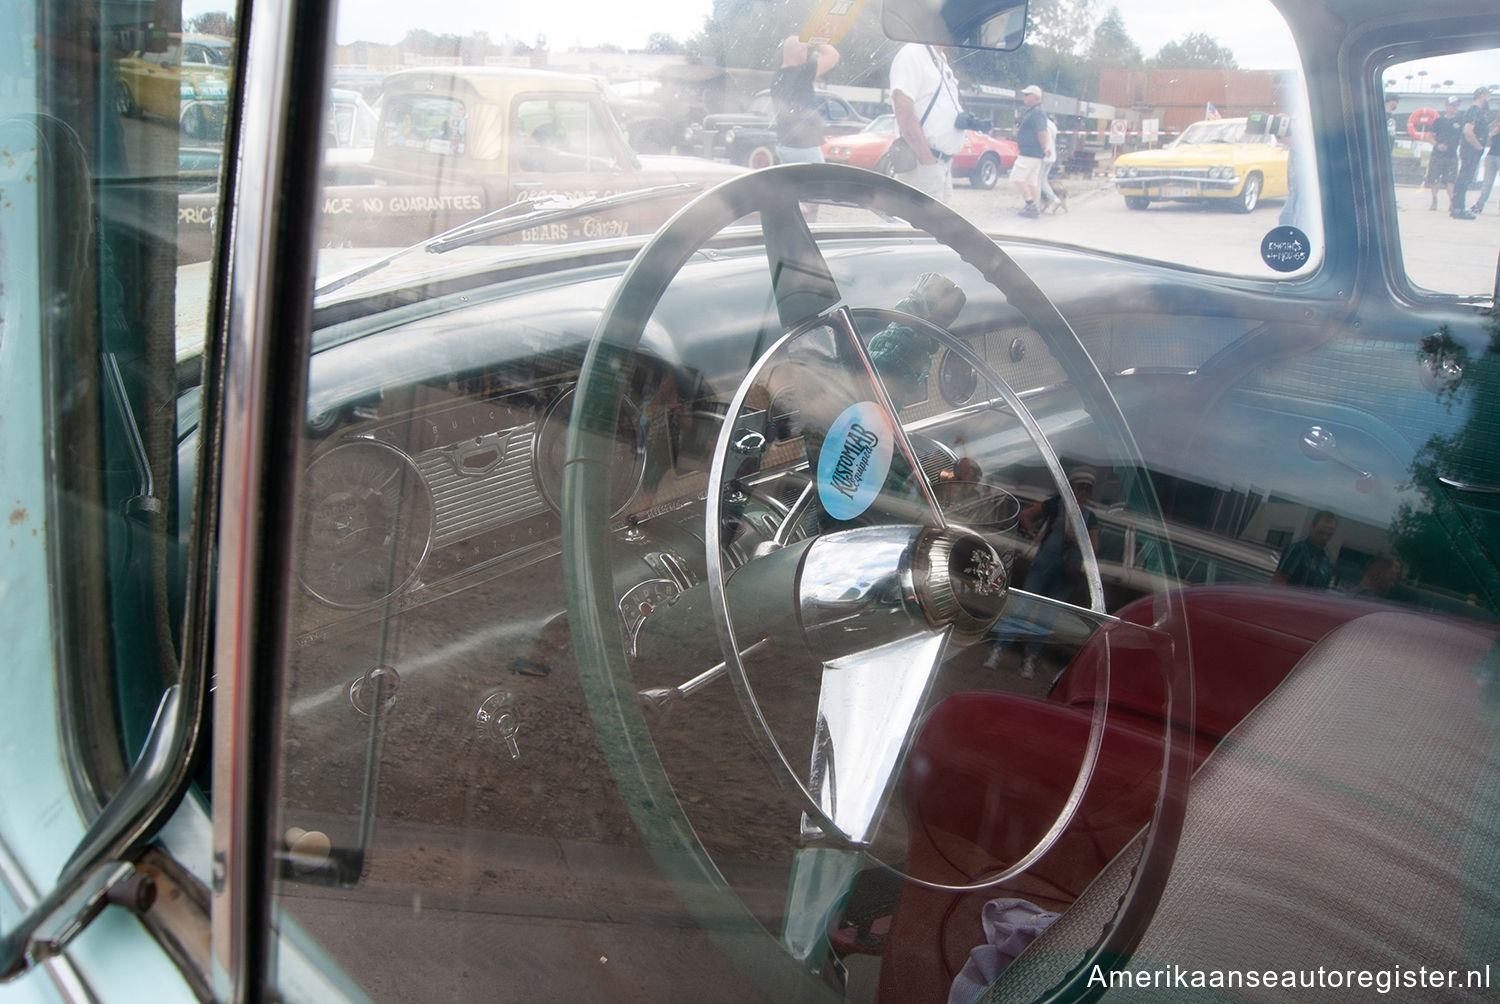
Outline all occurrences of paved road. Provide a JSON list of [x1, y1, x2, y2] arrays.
[[1392, 182, 1500, 295], [825, 173, 1500, 295]]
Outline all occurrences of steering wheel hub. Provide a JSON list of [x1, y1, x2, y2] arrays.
[[912, 527, 1008, 639]]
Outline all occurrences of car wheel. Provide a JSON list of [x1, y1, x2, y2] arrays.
[[181, 102, 205, 140], [1124, 195, 1151, 210], [113, 80, 138, 118], [747, 145, 777, 170], [873, 151, 896, 177], [1235, 172, 1262, 213], [971, 152, 1001, 189], [563, 162, 1193, 997]]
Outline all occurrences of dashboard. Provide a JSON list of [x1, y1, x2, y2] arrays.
[[284, 235, 1283, 652]]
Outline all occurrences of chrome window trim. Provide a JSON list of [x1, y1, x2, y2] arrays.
[[0, 834, 96, 1003], [209, 0, 336, 998]]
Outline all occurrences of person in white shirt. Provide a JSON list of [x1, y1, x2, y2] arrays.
[[1039, 116, 1062, 211], [889, 43, 965, 202]]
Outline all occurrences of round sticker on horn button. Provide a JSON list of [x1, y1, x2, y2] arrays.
[[817, 402, 896, 522]]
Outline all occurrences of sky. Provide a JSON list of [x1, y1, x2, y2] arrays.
[[180, 0, 1295, 56], [181, 0, 1496, 93]]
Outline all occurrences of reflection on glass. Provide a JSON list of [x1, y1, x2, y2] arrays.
[[1388, 51, 1500, 296]]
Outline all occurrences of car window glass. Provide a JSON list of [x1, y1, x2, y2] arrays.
[[1387, 50, 1500, 296], [2, 0, 225, 891], [514, 97, 621, 172], [15, 0, 1500, 997], [263, 12, 1346, 994], [380, 94, 468, 155], [87, 0, 1494, 984], [299, 0, 1320, 295]]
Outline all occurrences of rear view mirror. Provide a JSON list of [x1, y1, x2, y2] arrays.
[[882, 0, 1028, 51]]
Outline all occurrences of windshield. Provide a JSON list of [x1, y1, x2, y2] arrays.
[[164, 0, 1327, 297], [1174, 119, 1250, 145]]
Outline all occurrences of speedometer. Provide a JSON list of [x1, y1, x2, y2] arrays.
[[937, 346, 980, 406], [297, 440, 435, 608], [534, 387, 645, 518]]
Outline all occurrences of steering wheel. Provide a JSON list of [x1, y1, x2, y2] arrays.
[[562, 164, 1192, 999]]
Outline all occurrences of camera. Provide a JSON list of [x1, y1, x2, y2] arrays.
[[955, 111, 993, 133]]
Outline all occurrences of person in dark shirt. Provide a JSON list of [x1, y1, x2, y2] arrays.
[[1010, 85, 1052, 218], [1469, 114, 1500, 213], [771, 36, 839, 165], [1426, 97, 1463, 211], [1451, 87, 1490, 219], [985, 465, 1099, 679], [1273, 510, 1338, 589]]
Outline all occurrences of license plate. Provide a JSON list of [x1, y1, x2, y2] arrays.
[[1162, 184, 1197, 197]]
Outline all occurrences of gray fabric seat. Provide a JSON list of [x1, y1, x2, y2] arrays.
[[993, 610, 1500, 1001]]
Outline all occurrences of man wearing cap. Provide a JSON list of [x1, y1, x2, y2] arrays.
[[986, 465, 1099, 679], [889, 43, 966, 202], [1451, 87, 1490, 219], [1011, 85, 1053, 218], [1426, 96, 1463, 212]]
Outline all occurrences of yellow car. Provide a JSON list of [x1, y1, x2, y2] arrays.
[[1112, 116, 1289, 212], [114, 33, 232, 138]]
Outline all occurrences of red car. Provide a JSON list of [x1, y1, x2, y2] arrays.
[[823, 113, 1020, 188]]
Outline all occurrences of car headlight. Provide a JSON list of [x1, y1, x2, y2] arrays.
[[1211, 165, 1234, 180], [683, 126, 694, 143], [724, 128, 737, 145], [1118, 166, 1138, 178]]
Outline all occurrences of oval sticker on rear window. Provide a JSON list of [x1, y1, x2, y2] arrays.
[[817, 402, 895, 522]]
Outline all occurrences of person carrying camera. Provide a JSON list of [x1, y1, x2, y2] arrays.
[[890, 43, 979, 203]]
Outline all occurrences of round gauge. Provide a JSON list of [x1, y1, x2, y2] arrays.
[[534, 387, 645, 518], [937, 348, 980, 406], [298, 440, 435, 608]]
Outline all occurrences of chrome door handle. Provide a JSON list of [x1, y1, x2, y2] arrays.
[[1300, 426, 1376, 492]]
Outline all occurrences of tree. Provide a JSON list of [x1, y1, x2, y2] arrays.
[[1024, 0, 1095, 57], [645, 33, 685, 55], [1151, 32, 1237, 69], [1087, 7, 1142, 70], [400, 29, 460, 57], [690, 0, 802, 71], [189, 11, 235, 36], [1388, 325, 1500, 610], [687, 0, 893, 85]]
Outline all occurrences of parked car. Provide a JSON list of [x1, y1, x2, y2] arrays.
[[824, 113, 1021, 188], [1111, 114, 1291, 212], [173, 67, 743, 263], [684, 88, 869, 167], [6, 0, 1500, 1001], [601, 79, 692, 155], [114, 31, 233, 139]]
